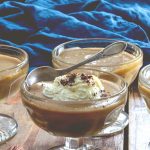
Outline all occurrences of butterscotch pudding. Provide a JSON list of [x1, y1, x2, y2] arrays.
[[52, 39, 143, 85], [138, 65, 150, 110], [0, 45, 28, 101], [21, 68, 128, 137]]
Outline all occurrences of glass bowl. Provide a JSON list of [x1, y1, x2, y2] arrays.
[[20, 67, 128, 149], [52, 38, 143, 86]]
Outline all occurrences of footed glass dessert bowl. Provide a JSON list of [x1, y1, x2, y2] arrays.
[[138, 64, 150, 111], [0, 45, 28, 144], [21, 67, 128, 149]]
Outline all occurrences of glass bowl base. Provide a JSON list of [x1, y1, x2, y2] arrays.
[[94, 111, 129, 137], [49, 144, 94, 150], [0, 114, 18, 144]]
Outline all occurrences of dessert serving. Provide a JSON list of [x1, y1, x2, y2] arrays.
[[0, 45, 28, 101], [21, 67, 128, 148], [138, 65, 150, 111], [52, 39, 143, 86]]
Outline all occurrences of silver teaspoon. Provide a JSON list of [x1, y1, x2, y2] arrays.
[[26, 41, 127, 86]]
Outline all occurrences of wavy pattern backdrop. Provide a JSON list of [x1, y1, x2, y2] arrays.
[[0, 0, 150, 69]]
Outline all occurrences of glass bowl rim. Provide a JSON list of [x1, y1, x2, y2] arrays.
[[139, 64, 150, 89], [21, 66, 128, 104], [52, 38, 143, 67], [0, 44, 28, 73]]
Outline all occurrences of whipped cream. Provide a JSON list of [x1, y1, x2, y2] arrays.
[[43, 73, 105, 101]]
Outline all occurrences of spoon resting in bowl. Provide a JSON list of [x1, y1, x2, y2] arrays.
[[26, 41, 127, 86]]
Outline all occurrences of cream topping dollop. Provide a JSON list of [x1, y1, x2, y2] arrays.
[[43, 73, 105, 101]]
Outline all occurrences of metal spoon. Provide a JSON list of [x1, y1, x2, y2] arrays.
[[26, 41, 127, 86]]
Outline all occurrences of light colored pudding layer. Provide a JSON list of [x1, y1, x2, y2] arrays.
[[0, 54, 21, 71], [30, 75, 119, 107]]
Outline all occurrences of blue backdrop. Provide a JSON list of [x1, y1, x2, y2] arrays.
[[0, 0, 150, 69]]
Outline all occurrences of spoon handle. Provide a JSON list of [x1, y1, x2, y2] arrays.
[[58, 41, 126, 76], [58, 50, 103, 75]]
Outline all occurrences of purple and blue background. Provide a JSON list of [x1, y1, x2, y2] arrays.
[[0, 0, 150, 69]]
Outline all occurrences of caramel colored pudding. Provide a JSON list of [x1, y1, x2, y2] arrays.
[[53, 47, 143, 85], [0, 54, 28, 100], [21, 71, 127, 137], [138, 65, 150, 110], [0, 55, 20, 71]]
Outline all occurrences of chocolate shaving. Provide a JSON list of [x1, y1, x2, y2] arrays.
[[100, 89, 105, 93], [67, 73, 76, 83], [81, 73, 92, 80], [80, 73, 94, 85], [60, 73, 77, 86], [101, 93, 108, 97], [60, 79, 68, 86]]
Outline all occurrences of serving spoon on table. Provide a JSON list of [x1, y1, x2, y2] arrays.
[[26, 41, 127, 86]]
